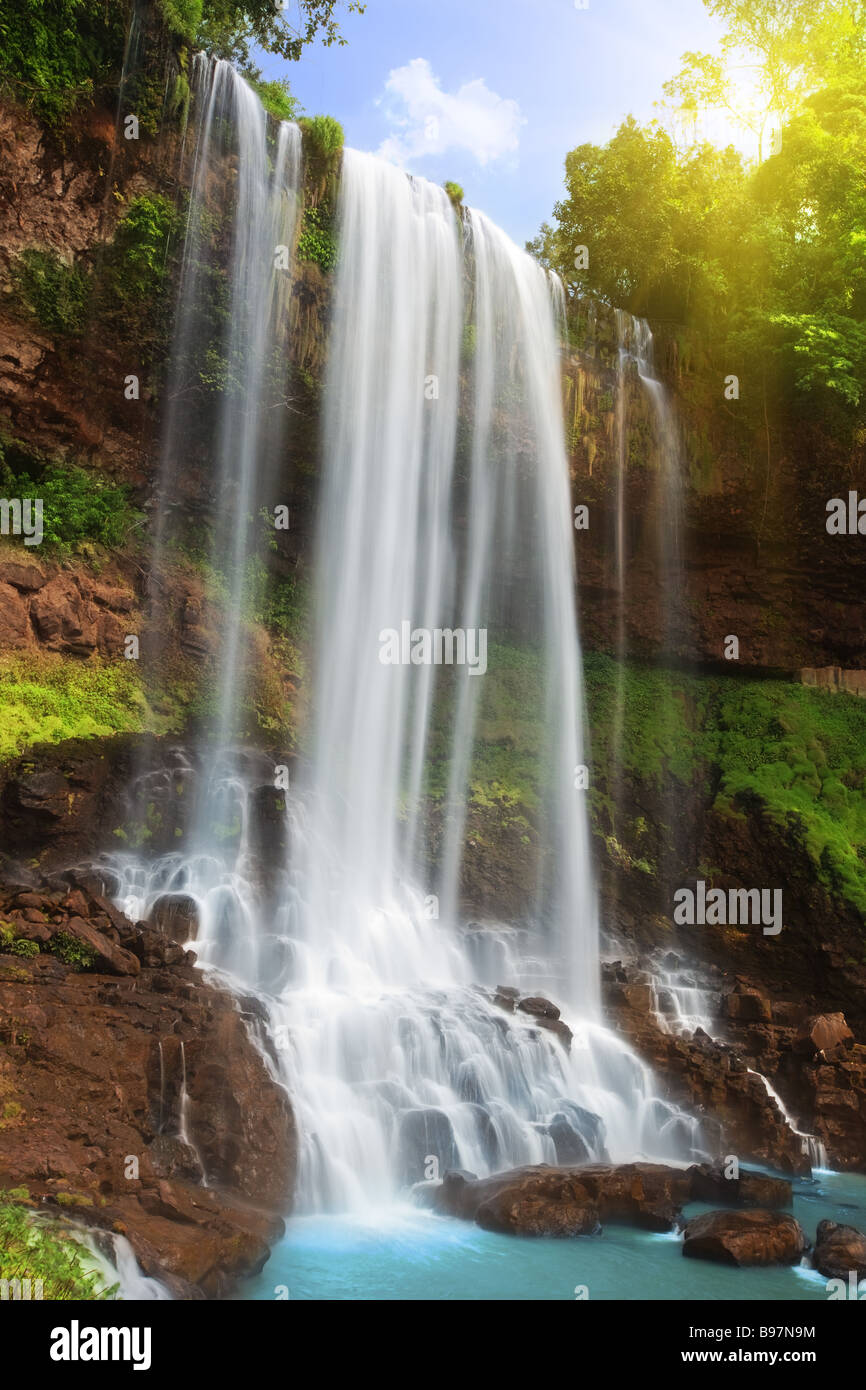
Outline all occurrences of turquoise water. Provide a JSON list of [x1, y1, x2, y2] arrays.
[[240, 1171, 866, 1301]]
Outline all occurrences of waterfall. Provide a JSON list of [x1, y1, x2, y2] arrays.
[[99, 76, 705, 1219], [614, 311, 688, 653], [748, 1071, 829, 1171]]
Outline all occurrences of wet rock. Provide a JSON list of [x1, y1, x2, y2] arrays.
[[248, 784, 290, 861], [398, 1107, 459, 1185], [813, 1220, 866, 1281], [517, 995, 560, 1020], [688, 1164, 792, 1209], [0, 862, 297, 1297], [682, 1210, 806, 1266], [146, 1134, 204, 1184], [493, 984, 519, 1012], [548, 1102, 608, 1163], [548, 1112, 592, 1164], [425, 1162, 692, 1235], [150, 894, 199, 944], [535, 1016, 573, 1051]]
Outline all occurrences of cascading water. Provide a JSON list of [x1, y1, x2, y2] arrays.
[[98, 74, 706, 1220]]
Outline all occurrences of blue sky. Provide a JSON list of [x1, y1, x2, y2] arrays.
[[259, 0, 723, 247]]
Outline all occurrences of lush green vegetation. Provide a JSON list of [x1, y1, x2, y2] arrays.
[[422, 638, 866, 918], [0, 1197, 115, 1299], [11, 249, 90, 336], [0, 654, 146, 762], [0, 0, 128, 125], [300, 113, 344, 160], [11, 194, 180, 372], [49, 932, 98, 970], [531, 0, 866, 448], [0, 442, 141, 554], [583, 652, 866, 918], [0, 1, 361, 133], [0, 926, 39, 958], [248, 75, 300, 121], [444, 181, 464, 207], [198, 0, 365, 73], [297, 204, 338, 271]]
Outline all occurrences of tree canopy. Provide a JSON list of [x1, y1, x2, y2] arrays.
[[530, 0, 866, 442]]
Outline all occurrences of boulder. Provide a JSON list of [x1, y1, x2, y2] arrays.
[[397, 1108, 458, 1185], [794, 1014, 854, 1058], [724, 987, 772, 1023], [517, 995, 560, 1021], [0, 580, 30, 648], [682, 1209, 806, 1266], [813, 1220, 866, 1281], [150, 894, 199, 944], [30, 574, 97, 654], [62, 915, 141, 976], [0, 557, 46, 591], [688, 1164, 792, 1209], [425, 1162, 691, 1235]]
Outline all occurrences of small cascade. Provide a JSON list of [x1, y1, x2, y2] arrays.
[[157, 1039, 166, 1133], [615, 312, 686, 611], [748, 1070, 829, 1171], [647, 960, 717, 1037]]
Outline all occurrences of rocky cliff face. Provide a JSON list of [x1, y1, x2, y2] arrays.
[[564, 304, 866, 674], [0, 862, 296, 1297]]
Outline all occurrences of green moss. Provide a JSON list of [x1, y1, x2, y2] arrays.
[[0, 654, 147, 763], [0, 1198, 116, 1299], [55, 1190, 94, 1208], [444, 181, 464, 207]]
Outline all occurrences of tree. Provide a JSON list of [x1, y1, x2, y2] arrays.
[[198, 0, 366, 76], [661, 0, 866, 161]]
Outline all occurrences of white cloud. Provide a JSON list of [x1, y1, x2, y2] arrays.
[[377, 58, 524, 167]]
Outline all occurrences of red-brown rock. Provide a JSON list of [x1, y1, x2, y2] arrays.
[[682, 1209, 806, 1266]]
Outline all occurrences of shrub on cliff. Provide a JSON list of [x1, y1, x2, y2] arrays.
[[0, 453, 140, 554], [297, 204, 337, 271], [247, 75, 300, 122], [299, 113, 344, 161], [11, 249, 90, 337]]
